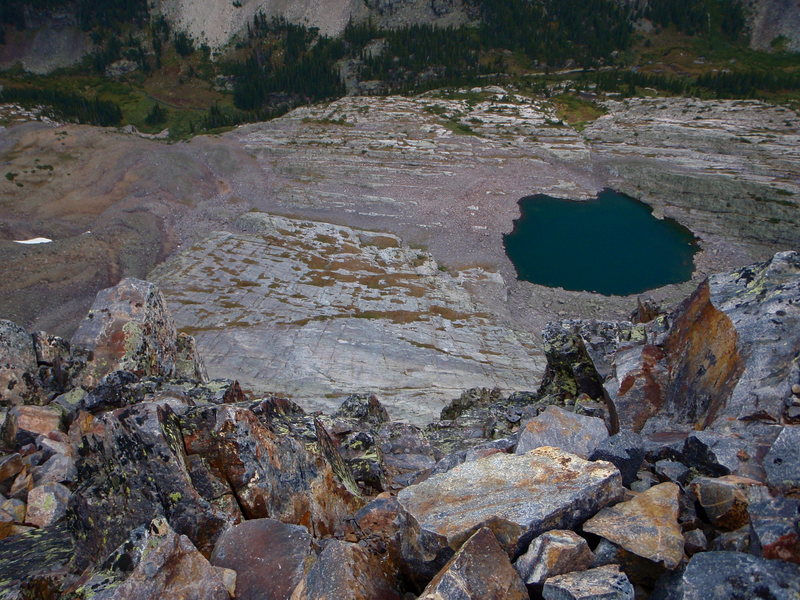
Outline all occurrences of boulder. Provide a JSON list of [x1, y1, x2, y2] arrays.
[[676, 551, 800, 599], [396, 447, 623, 580], [1, 498, 26, 523], [419, 527, 527, 600], [3, 405, 64, 447], [710, 526, 751, 552], [655, 460, 690, 485], [291, 539, 402, 600], [211, 518, 311, 600], [72, 518, 232, 599], [69, 278, 180, 387], [333, 393, 390, 427], [589, 431, 644, 487], [763, 426, 800, 493], [0, 508, 14, 540], [181, 404, 361, 537], [67, 402, 232, 569], [0, 320, 38, 406], [0, 524, 74, 595], [689, 475, 766, 531], [542, 564, 634, 600], [583, 482, 684, 569], [515, 405, 608, 458], [514, 529, 594, 591], [31, 453, 77, 486], [681, 431, 748, 478], [378, 422, 438, 489], [174, 332, 209, 381], [748, 497, 800, 564], [0, 453, 23, 483], [25, 482, 71, 527], [683, 529, 707, 555]]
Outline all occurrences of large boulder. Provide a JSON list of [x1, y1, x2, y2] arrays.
[[670, 551, 800, 599], [211, 518, 311, 600], [292, 539, 402, 600], [396, 447, 623, 581], [67, 402, 234, 569], [583, 482, 685, 569], [515, 405, 608, 458], [0, 320, 38, 406], [71, 518, 232, 599], [180, 404, 362, 536], [419, 527, 527, 600], [69, 278, 185, 387]]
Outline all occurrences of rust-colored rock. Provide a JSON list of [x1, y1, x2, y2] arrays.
[[3, 405, 64, 446], [514, 529, 594, 590], [291, 539, 402, 600], [211, 518, 311, 600], [690, 475, 766, 531], [181, 404, 361, 536], [583, 482, 684, 569], [0, 453, 23, 483], [419, 527, 528, 600], [515, 406, 608, 459], [72, 518, 232, 599], [397, 447, 623, 581]]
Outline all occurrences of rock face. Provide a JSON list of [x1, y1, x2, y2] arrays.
[[396, 447, 623, 578], [154, 0, 476, 48], [583, 483, 685, 569], [419, 527, 528, 600], [542, 252, 800, 481], [152, 214, 543, 423]]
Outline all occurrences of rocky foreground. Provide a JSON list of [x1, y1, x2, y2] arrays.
[[0, 251, 798, 599]]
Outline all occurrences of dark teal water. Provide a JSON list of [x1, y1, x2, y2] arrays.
[[503, 189, 698, 296]]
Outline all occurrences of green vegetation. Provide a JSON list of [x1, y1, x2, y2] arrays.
[[0, 0, 798, 136]]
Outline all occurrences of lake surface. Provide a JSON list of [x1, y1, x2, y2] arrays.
[[503, 189, 698, 296]]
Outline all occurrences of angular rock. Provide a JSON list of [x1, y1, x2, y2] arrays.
[[2, 498, 26, 523], [378, 422, 437, 489], [748, 497, 800, 564], [70, 278, 180, 387], [81, 370, 144, 412], [3, 405, 63, 447], [0, 453, 23, 483], [655, 460, 690, 485], [397, 447, 623, 580], [764, 426, 800, 493], [211, 518, 311, 600], [514, 529, 594, 590], [0, 320, 38, 406], [677, 551, 800, 599], [31, 453, 77, 486], [419, 527, 527, 600], [72, 518, 231, 599], [710, 526, 751, 552], [292, 539, 402, 600], [516, 405, 608, 458], [67, 402, 232, 569], [25, 482, 71, 527], [583, 482, 684, 569], [174, 331, 209, 381], [682, 431, 746, 477], [0, 508, 14, 540], [589, 431, 644, 487], [0, 524, 74, 595], [543, 564, 634, 600], [181, 404, 361, 536], [334, 393, 390, 427], [683, 529, 707, 555], [689, 475, 765, 531]]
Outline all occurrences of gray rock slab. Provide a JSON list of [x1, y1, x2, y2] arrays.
[[764, 426, 800, 492], [152, 214, 544, 424], [397, 447, 623, 578], [516, 405, 608, 458]]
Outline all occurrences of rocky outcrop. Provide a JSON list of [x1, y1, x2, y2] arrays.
[[0, 258, 799, 598]]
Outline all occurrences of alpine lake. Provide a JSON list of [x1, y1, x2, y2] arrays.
[[503, 189, 699, 296]]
